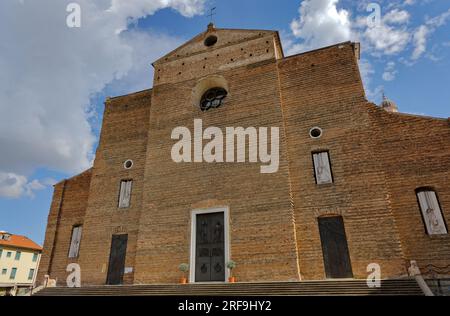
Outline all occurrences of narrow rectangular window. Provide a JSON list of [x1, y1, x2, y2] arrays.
[[32, 253, 38, 262], [0, 248, 2, 258], [28, 268, 35, 280], [15, 251, 21, 260], [68, 225, 83, 258], [313, 151, 333, 185], [417, 189, 448, 235], [2, 268, 7, 275], [10, 268, 17, 280], [118, 180, 133, 208], [6, 251, 12, 258]]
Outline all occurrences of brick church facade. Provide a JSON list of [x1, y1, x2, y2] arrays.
[[37, 25, 450, 286]]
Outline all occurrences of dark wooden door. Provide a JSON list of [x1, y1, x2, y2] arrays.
[[318, 216, 353, 279], [195, 212, 225, 282], [106, 234, 128, 285]]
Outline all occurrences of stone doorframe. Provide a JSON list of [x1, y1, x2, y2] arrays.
[[189, 207, 230, 283]]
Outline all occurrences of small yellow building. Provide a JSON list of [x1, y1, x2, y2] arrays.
[[0, 231, 42, 295]]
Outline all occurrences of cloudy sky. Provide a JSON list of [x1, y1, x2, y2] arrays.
[[1, 0, 449, 244]]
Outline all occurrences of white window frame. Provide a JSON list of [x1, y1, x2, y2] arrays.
[[313, 151, 333, 185], [68, 225, 83, 258], [417, 189, 448, 235], [189, 207, 230, 283], [118, 180, 133, 208]]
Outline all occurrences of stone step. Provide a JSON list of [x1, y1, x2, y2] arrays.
[[34, 279, 423, 296]]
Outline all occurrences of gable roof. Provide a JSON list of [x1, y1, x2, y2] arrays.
[[0, 233, 42, 251], [153, 24, 284, 65], [53, 167, 93, 186]]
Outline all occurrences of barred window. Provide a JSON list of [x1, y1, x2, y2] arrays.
[[200, 88, 227, 112]]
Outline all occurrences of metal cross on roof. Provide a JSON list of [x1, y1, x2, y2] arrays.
[[207, 7, 216, 23]]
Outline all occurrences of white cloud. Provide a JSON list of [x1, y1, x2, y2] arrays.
[[359, 59, 374, 86], [286, 2, 414, 58], [426, 8, 450, 28], [383, 9, 410, 24], [0, 172, 45, 199], [356, 8, 411, 56], [411, 25, 429, 60], [285, 1, 409, 100], [411, 8, 450, 60], [359, 59, 383, 101], [41, 178, 58, 186], [382, 61, 398, 81], [363, 24, 411, 55], [107, 0, 206, 33], [105, 31, 184, 95], [0, 0, 206, 198], [288, 0, 352, 54], [284, 1, 450, 104]]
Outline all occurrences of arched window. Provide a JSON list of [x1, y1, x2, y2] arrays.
[[200, 87, 227, 112], [416, 188, 447, 235]]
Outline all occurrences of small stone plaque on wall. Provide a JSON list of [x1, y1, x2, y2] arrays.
[[124, 267, 133, 274]]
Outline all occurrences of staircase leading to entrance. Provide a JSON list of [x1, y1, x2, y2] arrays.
[[34, 279, 423, 296]]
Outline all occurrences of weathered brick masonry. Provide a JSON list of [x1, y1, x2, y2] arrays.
[[38, 169, 92, 283], [37, 25, 449, 285]]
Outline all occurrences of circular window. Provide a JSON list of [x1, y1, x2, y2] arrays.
[[200, 87, 227, 111], [309, 127, 323, 139], [124, 160, 133, 169], [204, 35, 218, 47]]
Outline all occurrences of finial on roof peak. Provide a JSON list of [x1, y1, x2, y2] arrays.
[[380, 92, 399, 113], [207, 7, 216, 30]]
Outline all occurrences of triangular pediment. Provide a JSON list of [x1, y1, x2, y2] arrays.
[[153, 25, 283, 65]]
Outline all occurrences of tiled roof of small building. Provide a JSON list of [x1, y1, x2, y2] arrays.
[[0, 233, 42, 251]]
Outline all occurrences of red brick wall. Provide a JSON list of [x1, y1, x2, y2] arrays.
[[39, 32, 450, 285], [75, 89, 151, 285], [369, 107, 450, 271], [278, 43, 406, 279], [37, 169, 91, 286], [134, 61, 299, 283]]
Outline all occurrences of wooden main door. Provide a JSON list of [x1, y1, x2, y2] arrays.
[[195, 212, 225, 282], [318, 216, 353, 279], [106, 234, 128, 285]]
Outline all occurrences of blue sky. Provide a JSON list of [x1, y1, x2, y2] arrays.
[[0, 0, 449, 245]]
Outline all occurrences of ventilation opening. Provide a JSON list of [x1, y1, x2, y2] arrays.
[[124, 160, 133, 169], [309, 127, 323, 139], [204, 35, 218, 47]]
